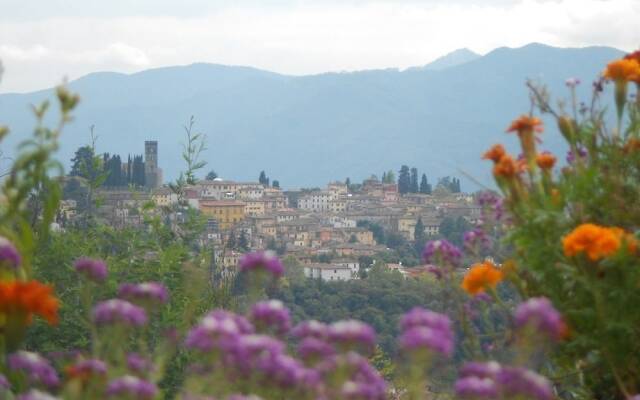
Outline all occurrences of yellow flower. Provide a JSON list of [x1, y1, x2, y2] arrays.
[[461, 261, 504, 295]]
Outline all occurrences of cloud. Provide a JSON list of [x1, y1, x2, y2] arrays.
[[0, 0, 636, 93], [0, 44, 50, 61]]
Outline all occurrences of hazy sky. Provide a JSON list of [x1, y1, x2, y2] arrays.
[[0, 0, 638, 93]]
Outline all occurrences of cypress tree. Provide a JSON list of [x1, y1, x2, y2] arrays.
[[398, 165, 411, 194], [410, 167, 419, 193]]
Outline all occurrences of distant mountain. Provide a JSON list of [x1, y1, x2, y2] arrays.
[[413, 48, 480, 71], [0, 43, 624, 189]]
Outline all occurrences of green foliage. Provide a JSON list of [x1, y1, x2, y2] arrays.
[[490, 75, 640, 398], [439, 216, 471, 247]]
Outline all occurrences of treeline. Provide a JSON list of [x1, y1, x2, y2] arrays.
[[69, 145, 146, 187]]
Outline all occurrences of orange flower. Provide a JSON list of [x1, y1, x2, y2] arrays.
[[506, 115, 544, 135], [0, 280, 59, 324], [482, 144, 506, 163], [536, 152, 557, 170], [603, 59, 640, 82], [461, 261, 504, 295], [493, 154, 518, 178], [562, 223, 624, 261]]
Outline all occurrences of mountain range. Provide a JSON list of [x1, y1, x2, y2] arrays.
[[0, 43, 623, 189]]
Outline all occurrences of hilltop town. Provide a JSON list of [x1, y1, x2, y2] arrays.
[[57, 141, 480, 282]]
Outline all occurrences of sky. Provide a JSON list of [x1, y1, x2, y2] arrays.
[[0, 0, 638, 93]]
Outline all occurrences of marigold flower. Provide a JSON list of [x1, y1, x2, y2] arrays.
[[603, 58, 640, 82], [536, 152, 556, 170], [492, 155, 518, 178], [506, 115, 543, 135], [0, 280, 59, 324], [562, 223, 624, 261], [482, 144, 506, 163], [461, 261, 504, 295]]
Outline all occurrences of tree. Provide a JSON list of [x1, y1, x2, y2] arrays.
[[381, 170, 395, 184], [259, 171, 268, 185], [272, 180, 280, 188], [398, 165, 410, 194], [345, 177, 351, 188], [182, 116, 207, 186], [206, 170, 218, 181], [349, 234, 358, 243], [69, 146, 97, 179], [419, 174, 432, 194], [414, 217, 426, 253], [410, 167, 419, 193]]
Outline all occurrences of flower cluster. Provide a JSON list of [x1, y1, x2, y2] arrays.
[[73, 257, 108, 283], [398, 307, 454, 357], [0, 236, 21, 268], [455, 362, 553, 400], [106, 375, 157, 399], [562, 223, 635, 261], [249, 299, 291, 335], [0, 280, 59, 324], [461, 261, 503, 295], [118, 282, 169, 306], [92, 299, 148, 327], [422, 239, 462, 267], [514, 297, 566, 341], [238, 251, 284, 278], [8, 351, 60, 389]]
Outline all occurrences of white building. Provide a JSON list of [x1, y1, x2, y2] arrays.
[[304, 263, 353, 281], [298, 191, 334, 212]]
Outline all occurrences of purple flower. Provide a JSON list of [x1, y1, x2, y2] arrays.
[[291, 320, 329, 340], [514, 297, 565, 341], [127, 353, 153, 374], [496, 367, 554, 400], [0, 236, 21, 268], [118, 282, 169, 305], [566, 146, 587, 164], [463, 228, 491, 252], [565, 77, 581, 88], [226, 334, 286, 375], [422, 239, 462, 266], [256, 353, 308, 388], [319, 353, 386, 400], [226, 395, 263, 400], [68, 358, 108, 378], [297, 337, 335, 363], [460, 361, 502, 379], [8, 351, 60, 388], [398, 326, 454, 356], [238, 251, 284, 278], [628, 395, 640, 400], [399, 307, 452, 333], [0, 373, 10, 390], [106, 376, 157, 399], [17, 390, 60, 400], [425, 264, 443, 280], [249, 300, 291, 335], [185, 310, 253, 353], [455, 376, 499, 399], [73, 257, 107, 283], [328, 320, 376, 354], [92, 299, 148, 327]]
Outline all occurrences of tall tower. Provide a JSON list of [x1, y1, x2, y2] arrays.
[[144, 141, 161, 189]]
